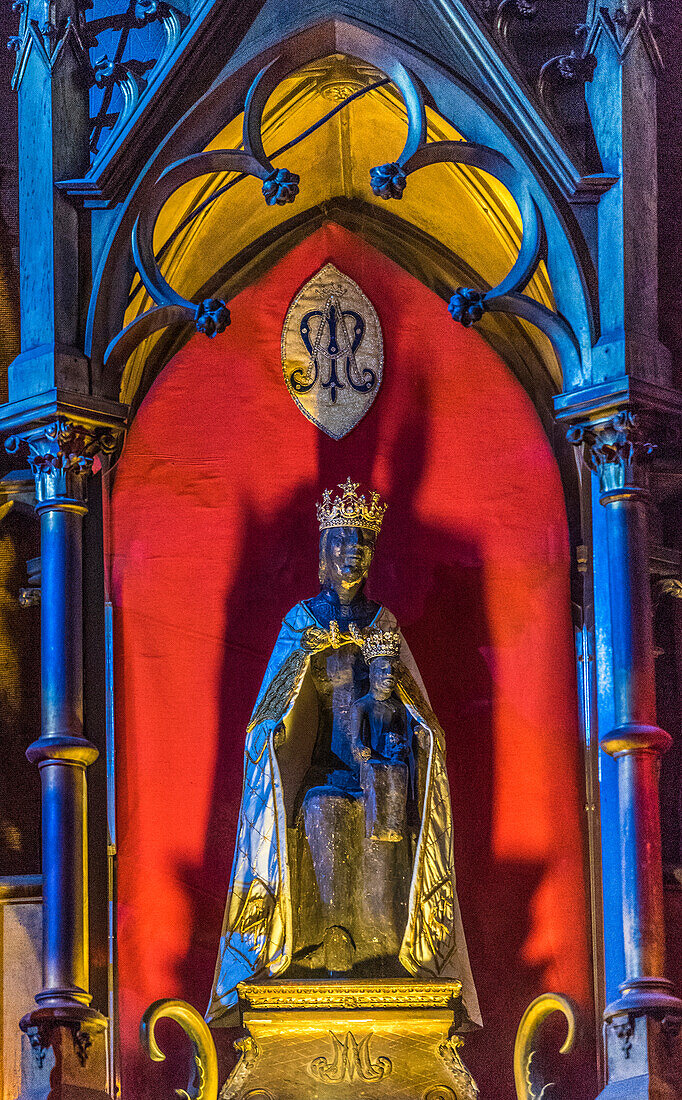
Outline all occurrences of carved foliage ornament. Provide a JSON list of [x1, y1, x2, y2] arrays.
[[439, 1037, 480, 1100], [448, 288, 486, 327], [5, 420, 118, 507], [281, 264, 383, 439], [567, 411, 657, 495]]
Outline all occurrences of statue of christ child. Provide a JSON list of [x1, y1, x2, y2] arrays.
[[351, 631, 418, 843]]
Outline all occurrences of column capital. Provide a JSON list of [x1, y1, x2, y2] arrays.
[[5, 420, 117, 512], [0, 390, 127, 511], [554, 376, 682, 498], [566, 410, 657, 499]]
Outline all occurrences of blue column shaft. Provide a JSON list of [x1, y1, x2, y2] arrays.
[[40, 759, 89, 999], [605, 497, 657, 730], [601, 489, 670, 994], [41, 507, 83, 739], [26, 499, 99, 1021]]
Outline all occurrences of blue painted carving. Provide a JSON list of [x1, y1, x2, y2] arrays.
[[84, 0, 185, 158], [369, 163, 407, 200], [7, 1, 90, 91], [262, 167, 300, 206], [194, 300, 230, 338], [448, 289, 486, 328], [6, 0, 186, 156]]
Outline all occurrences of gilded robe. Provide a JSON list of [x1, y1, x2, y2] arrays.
[[207, 602, 480, 1027]]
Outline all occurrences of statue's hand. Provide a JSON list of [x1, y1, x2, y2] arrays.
[[414, 725, 430, 749], [273, 722, 286, 750]]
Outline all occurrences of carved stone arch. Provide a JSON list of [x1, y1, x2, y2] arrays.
[[85, 16, 600, 406]]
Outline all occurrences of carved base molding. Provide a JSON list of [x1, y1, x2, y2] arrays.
[[221, 979, 477, 1100], [598, 1011, 682, 1099]]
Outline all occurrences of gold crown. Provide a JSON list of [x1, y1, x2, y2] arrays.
[[362, 629, 401, 663], [317, 478, 387, 535]]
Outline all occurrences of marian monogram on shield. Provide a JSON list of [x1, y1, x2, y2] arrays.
[[281, 263, 383, 438]]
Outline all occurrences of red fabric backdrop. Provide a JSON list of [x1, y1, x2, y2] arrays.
[[107, 224, 590, 1098]]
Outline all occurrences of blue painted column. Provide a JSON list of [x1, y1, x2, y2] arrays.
[[569, 409, 682, 1097], [4, 418, 116, 1061]]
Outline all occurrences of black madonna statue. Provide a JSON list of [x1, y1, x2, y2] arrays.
[[207, 479, 480, 1028]]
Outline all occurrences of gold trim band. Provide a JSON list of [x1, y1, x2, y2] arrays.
[[237, 979, 463, 1011]]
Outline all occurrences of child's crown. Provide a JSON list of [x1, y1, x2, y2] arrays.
[[362, 629, 401, 662]]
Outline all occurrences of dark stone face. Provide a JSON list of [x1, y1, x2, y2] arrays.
[[322, 527, 375, 590], [369, 656, 397, 700]]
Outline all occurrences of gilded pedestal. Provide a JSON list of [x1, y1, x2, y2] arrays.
[[221, 980, 477, 1100]]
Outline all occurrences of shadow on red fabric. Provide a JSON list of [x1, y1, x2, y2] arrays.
[[106, 223, 592, 1099]]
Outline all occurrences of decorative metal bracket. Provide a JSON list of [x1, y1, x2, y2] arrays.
[[25, 1025, 47, 1069], [471, 0, 540, 40], [106, 51, 583, 387], [104, 56, 305, 377], [613, 1014, 635, 1059], [660, 1014, 682, 1058], [494, 0, 539, 44], [513, 992, 577, 1100], [538, 32, 597, 118], [365, 65, 583, 382], [140, 998, 219, 1100]]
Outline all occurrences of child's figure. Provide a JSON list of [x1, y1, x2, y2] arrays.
[[350, 630, 413, 842]]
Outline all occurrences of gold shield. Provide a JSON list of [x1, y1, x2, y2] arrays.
[[281, 264, 383, 439]]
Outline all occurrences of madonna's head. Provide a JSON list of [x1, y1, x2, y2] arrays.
[[318, 525, 376, 590], [315, 479, 386, 593]]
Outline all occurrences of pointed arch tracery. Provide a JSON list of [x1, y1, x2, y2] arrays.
[[86, 18, 600, 411]]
